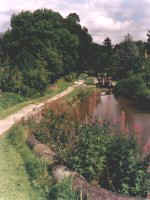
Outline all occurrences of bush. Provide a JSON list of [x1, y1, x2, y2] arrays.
[[113, 74, 150, 108], [66, 124, 112, 182], [29, 111, 150, 197], [101, 135, 150, 196], [65, 124, 150, 197], [48, 179, 81, 200], [0, 92, 25, 112]]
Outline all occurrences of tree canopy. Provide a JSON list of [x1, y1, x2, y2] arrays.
[[0, 9, 92, 96]]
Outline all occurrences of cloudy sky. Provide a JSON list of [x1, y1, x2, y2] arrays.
[[0, 0, 150, 44]]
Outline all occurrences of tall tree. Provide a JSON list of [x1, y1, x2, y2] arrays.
[[113, 34, 143, 79], [0, 9, 83, 96]]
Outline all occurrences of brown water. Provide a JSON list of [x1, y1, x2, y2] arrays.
[[76, 93, 150, 154]]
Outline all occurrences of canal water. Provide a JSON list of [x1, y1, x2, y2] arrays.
[[72, 92, 150, 154], [49, 91, 150, 153]]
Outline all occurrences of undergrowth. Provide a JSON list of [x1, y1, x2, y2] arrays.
[[28, 109, 150, 198]]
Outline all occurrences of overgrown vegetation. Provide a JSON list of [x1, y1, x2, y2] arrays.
[[65, 87, 95, 103], [6, 124, 86, 200], [48, 179, 82, 200], [27, 109, 150, 198], [113, 74, 150, 108]]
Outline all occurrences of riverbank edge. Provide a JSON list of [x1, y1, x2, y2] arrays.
[[6, 122, 147, 200], [4, 86, 149, 200]]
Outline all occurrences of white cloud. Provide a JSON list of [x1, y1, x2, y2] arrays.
[[0, 0, 150, 43]]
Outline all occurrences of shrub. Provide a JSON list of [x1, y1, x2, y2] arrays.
[[65, 124, 150, 197], [113, 74, 150, 108], [0, 92, 25, 112], [101, 135, 150, 196], [66, 124, 112, 182], [48, 179, 81, 200], [114, 74, 148, 98], [29, 110, 150, 197]]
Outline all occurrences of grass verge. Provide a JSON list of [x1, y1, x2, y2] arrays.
[[0, 78, 72, 119], [0, 131, 44, 199], [4, 125, 53, 200], [65, 86, 97, 104], [4, 124, 82, 200]]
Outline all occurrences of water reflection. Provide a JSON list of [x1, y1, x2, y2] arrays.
[[93, 95, 150, 153], [48, 92, 150, 153]]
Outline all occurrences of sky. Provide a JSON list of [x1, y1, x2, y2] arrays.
[[0, 0, 150, 44]]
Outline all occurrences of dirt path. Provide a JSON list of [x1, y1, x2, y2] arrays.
[[0, 80, 84, 136]]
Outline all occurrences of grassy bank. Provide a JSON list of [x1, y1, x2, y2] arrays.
[[5, 125, 54, 200], [64, 86, 97, 103], [0, 85, 97, 199], [5, 124, 82, 200], [2, 82, 150, 199], [27, 108, 150, 198], [0, 86, 94, 199], [0, 78, 72, 119], [0, 131, 43, 200]]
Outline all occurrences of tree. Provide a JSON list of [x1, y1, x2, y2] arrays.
[[113, 34, 143, 79], [146, 30, 150, 55], [65, 13, 92, 73], [87, 38, 113, 82], [0, 9, 84, 96]]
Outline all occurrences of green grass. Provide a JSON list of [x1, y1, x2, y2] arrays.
[[0, 78, 72, 119], [1, 125, 52, 200], [2, 124, 84, 200], [65, 86, 96, 103], [0, 135, 43, 200]]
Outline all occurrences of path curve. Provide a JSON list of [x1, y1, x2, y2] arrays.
[[0, 80, 84, 135]]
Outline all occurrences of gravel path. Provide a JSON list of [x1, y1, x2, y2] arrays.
[[0, 80, 84, 136]]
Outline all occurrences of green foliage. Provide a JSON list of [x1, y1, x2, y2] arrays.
[[78, 73, 88, 80], [7, 125, 52, 198], [66, 124, 112, 182], [29, 110, 150, 197], [48, 179, 81, 200], [56, 78, 72, 91], [64, 72, 77, 82], [114, 74, 148, 97], [0, 92, 25, 112], [142, 58, 150, 88], [66, 87, 94, 103], [0, 133, 41, 199], [113, 35, 144, 79], [0, 8, 92, 97], [113, 74, 150, 108], [101, 135, 150, 196]]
